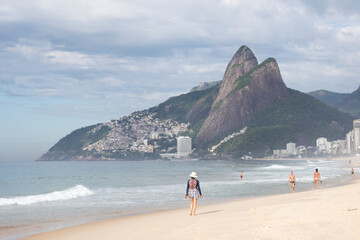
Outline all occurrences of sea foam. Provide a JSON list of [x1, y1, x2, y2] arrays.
[[0, 185, 94, 206], [263, 164, 290, 169]]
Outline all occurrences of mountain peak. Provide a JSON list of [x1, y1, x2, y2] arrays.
[[233, 45, 253, 57], [195, 50, 289, 145], [213, 46, 258, 104], [229, 45, 257, 70]]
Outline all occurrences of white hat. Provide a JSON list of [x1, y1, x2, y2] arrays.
[[189, 172, 198, 178]]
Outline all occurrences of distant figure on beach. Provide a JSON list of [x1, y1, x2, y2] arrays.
[[351, 168, 354, 176], [185, 172, 203, 216], [288, 171, 296, 193], [313, 168, 322, 189], [240, 171, 243, 179]]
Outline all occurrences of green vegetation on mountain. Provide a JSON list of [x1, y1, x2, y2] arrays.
[[153, 85, 218, 122], [339, 86, 360, 117], [212, 100, 223, 111], [308, 90, 347, 107], [151, 85, 219, 138], [49, 125, 111, 152], [232, 58, 276, 94], [308, 85, 360, 117], [38, 125, 111, 160], [215, 89, 354, 157]]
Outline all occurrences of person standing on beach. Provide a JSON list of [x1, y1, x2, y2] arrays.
[[240, 171, 243, 180], [288, 171, 296, 193], [185, 172, 203, 216], [313, 168, 321, 189], [351, 168, 354, 177]]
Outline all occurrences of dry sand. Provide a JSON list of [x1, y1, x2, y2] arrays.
[[24, 179, 360, 240]]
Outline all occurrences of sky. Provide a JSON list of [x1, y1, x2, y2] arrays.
[[1, 0, 360, 161]]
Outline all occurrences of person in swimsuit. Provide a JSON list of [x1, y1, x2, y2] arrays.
[[185, 172, 203, 216], [240, 171, 243, 180], [288, 171, 296, 193], [351, 168, 354, 176], [313, 168, 321, 189]]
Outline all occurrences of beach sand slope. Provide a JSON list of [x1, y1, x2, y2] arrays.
[[24, 180, 360, 240]]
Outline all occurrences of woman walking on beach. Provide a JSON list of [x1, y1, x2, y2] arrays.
[[185, 172, 203, 216], [313, 168, 321, 189]]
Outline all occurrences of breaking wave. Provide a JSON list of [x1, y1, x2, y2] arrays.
[[263, 164, 291, 169], [0, 185, 94, 206]]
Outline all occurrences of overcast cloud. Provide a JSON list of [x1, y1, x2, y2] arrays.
[[1, 0, 360, 160]]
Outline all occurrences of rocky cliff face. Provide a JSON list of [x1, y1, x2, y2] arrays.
[[213, 46, 258, 105], [195, 47, 290, 145]]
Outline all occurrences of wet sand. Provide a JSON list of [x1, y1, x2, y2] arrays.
[[23, 179, 360, 240]]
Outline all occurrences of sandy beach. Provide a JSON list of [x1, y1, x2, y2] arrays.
[[23, 178, 360, 240]]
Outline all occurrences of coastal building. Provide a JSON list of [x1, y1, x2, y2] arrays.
[[177, 136, 192, 158], [138, 145, 147, 152], [339, 140, 347, 154], [347, 130, 355, 154], [297, 145, 306, 153], [273, 149, 281, 158], [354, 119, 360, 153], [316, 137, 331, 153], [286, 142, 297, 155], [150, 131, 159, 139]]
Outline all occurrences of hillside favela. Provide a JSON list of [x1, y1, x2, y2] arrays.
[[39, 46, 360, 162], [1, 1, 360, 240]]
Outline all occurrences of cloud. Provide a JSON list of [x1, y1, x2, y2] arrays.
[[0, 0, 360, 122], [5, 39, 110, 69], [33, 90, 182, 121], [3, 0, 360, 162], [0, 4, 19, 22], [0, 37, 228, 104], [0, 0, 318, 49], [45, 51, 95, 68]]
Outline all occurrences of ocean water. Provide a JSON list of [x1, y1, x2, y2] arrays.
[[0, 159, 356, 239]]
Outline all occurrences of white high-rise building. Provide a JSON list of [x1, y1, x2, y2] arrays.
[[346, 130, 355, 154], [177, 136, 192, 157], [286, 142, 297, 155], [316, 137, 331, 153], [354, 119, 360, 153]]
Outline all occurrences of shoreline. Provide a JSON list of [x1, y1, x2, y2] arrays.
[[254, 155, 360, 162], [22, 177, 360, 240], [36, 155, 360, 166]]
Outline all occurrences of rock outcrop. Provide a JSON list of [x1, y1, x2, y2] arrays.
[[213, 46, 258, 105], [190, 80, 222, 92], [195, 47, 290, 145]]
